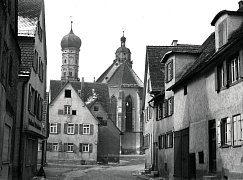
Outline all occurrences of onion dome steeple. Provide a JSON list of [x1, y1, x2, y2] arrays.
[[61, 21, 81, 81], [61, 21, 81, 50]]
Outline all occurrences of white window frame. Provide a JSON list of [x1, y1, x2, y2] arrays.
[[82, 144, 89, 152], [50, 123, 57, 133], [67, 143, 74, 152], [67, 123, 75, 134], [52, 143, 59, 151], [220, 64, 225, 87], [64, 105, 71, 115], [83, 124, 90, 135]]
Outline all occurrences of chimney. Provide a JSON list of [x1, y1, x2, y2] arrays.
[[238, 0, 243, 11], [171, 40, 178, 46]]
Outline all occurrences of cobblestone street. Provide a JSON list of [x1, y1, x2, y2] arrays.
[[43, 155, 145, 180]]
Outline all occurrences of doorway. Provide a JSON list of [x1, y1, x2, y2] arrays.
[[209, 120, 216, 173]]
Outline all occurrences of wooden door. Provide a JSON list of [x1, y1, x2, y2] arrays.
[[209, 120, 216, 172], [174, 128, 189, 178], [0, 114, 13, 180]]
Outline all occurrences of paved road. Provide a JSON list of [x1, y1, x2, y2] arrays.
[[44, 155, 145, 180]]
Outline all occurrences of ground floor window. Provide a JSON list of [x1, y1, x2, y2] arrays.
[[67, 143, 74, 152]]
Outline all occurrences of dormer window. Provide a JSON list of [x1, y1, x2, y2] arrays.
[[218, 19, 227, 49], [166, 60, 173, 82]]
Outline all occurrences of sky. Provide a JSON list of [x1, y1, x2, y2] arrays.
[[44, 0, 240, 88]]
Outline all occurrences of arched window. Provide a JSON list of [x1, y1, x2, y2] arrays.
[[125, 95, 133, 132], [111, 96, 117, 125]]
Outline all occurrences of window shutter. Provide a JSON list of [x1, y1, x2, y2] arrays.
[[241, 114, 243, 143], [63, 143, 67, 152], [73, 144, 77, 153], [79, 124, 83, 134], [75, 124, 78, 134], [58, 109, 63, 115], [89, 144, 93, 153], [218, 22, 223, 48], [165, 64, 168, 82], [58, 142, 62, 152], [79, 143, 82, 152], [90, 124, 94, 135], [226, 117, 231, 146], [28, 85, 31, 111], [227, 61, 231, 86], [217, 120, 221, 147], [64, 123, 67, 134], [237, 115, 241, 146], [47, 143, 52, 151], [165, 100, 168, 117], [240, 51, 243, 78], [171, 96, 174, 114], [57, 123, 61, 134], [215, 67, 219, 92], [170, 61, 173, 80], [223, 61, 227, 86]]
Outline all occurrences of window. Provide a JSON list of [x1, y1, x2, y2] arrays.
[[67, 124, 75, 134], [67, 143, 74, 152], [82, 144, 89, 152], [50, 123, 57, 133], [166, 61, 173, 82], [218, 19, 227, 49], [168, 98, 173, 116], [65, 90, 71, 98], [69, 72, 72, 76], [218, 117, 231, 147], [52, 143, 59, 151], [94, 106, 99, 111], [231, 56, 240, 83], [38, 142, 42, 151], [157, 102, 163, 120], [72, 110, 76, 115], [83, 124, 90, 134], [33, 50, 38, 72], [215, 53, 242, 91], [167, 132, 173, 148], [64, 105, 71, 115], [233, 114, 242, 146]]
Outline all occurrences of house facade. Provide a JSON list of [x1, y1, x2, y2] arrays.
[[14, 0, 48, 179], [143, 1, 243, 179], [143, 44, 200, 178], [96, 33, 144, 154], [48, 82, 99, 164], [0, 0, 20, 179]]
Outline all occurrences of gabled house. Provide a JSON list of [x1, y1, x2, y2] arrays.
[[87, 96, 121, 163], [143, 43, 200, 178], [168, 1, 243, 179], [47, 81, 99, 164], [14, 0, 48, 179]]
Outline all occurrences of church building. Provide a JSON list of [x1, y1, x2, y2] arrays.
[[96, 33, 144, 154]]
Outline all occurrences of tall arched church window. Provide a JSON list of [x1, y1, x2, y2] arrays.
[[125, 95, 133, 132], [111, 96, 117, 125]]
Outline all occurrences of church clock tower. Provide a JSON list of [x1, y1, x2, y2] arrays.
[[60, 22, 81, 81]]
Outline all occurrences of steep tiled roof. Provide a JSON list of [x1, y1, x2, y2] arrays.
[[18, 36, 35, 73], [171, 20, 243, 91], [49, 80, 110, 113], [96, 61, 116, 83], [108, 63, 143, 87], [145, 44, 200, 93], [18, 0, 42, 36]]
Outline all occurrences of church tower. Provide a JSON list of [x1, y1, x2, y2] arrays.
[[60, 22, 81, 81], [115, 31, 132, 67]]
